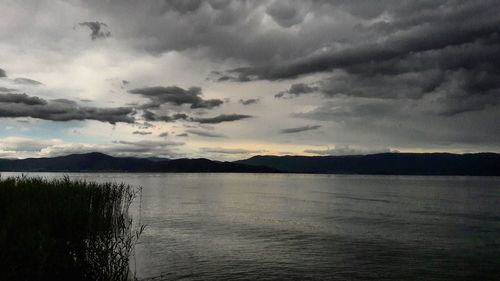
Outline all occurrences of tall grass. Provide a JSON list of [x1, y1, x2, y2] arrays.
[[0, 175, 144, 281]]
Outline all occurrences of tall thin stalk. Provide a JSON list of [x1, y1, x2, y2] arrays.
[[0, 175, 145, 281]]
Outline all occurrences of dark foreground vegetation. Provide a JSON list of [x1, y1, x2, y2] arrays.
[[0, 176, 144, 281]]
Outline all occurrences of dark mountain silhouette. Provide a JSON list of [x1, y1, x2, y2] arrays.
[[235, 153, 500, 176], [0, 152, 278, 173], [1, 152, 499, 175]]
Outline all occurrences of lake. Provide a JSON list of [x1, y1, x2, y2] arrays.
[[3, 173, 500, 280]]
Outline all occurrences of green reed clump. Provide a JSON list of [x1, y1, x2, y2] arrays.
[[0, 175, 144, 281]]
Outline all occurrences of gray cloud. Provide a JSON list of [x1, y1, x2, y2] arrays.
[[275, 83, 319, 98], [2, 1, 500, 154], [159, 132, 169, 137], [73, 0, 362, 64], [293, 99, 398, 121], [280, 124, 321, 134], [113, 139, 183, 147], [129, 86, 223, 109], [209, 2, 500, 117], [0, 93, 47, 105], [0, 137, 60, 152], [266, 0, 308, 28], [223, 1, 500, 81], [0, 87, 16, 92], [142, 110, 189, 122], [192, 114, 252, 124], [0, 68, 6, 77], [78, 21, 111, 40], [186, 129, 225, 138], [132, 131, 152, 135], [162, 0, 204, 15], [13, 78, 43, 86], [177, 133, 188, 137], [239, 98, 259, 105], [0, 93, 134, 124]]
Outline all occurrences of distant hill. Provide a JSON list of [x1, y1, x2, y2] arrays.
[[0, 152, 278, 173], [1, 152, 499, 175], [235, 153, 500, 176]]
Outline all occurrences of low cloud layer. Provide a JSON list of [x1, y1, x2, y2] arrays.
[[0, 137, 184, 159], [239, 99, 259, 105], [0, 92, 134, 124], [13, 78, 43, 86], [304, 146, 395, 156], [280, 125, 321, 134], [132, 130, 152, 135], [186, 129, 225, 138], [193, 114, 252, 124]]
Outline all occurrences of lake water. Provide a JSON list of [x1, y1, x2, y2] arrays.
[[3, 173, 500, 280]]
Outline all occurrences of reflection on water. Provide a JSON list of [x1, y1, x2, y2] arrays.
[[4, 173, 500, 280]]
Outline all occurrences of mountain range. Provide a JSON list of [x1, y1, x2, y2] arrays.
[[0, 152, 499, 176], [236, 153, 500, 176], [0, 152, 277, 173]]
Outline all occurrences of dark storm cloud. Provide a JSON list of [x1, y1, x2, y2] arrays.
[[129, 86, 223, 109], [0, 93, 134, 124], [142, 110, 189, 122], [78, 21, 111, 40], [159, 132, 169, 137], [223, 1, 500, 81], [239, 98, 259, 105], [275, 83, 319, 98], [177, 133, 188, 137], [186, 129, 225, 138], [280, 125, 321, 134], [163, 0, 204, 14], [192, 114, 252, 124], [266, 0, 307, 28], [207, 1, 500, 117], [0, 68, 6, 77], [0, 93, 47, 105], [142, 109, 251, 125], [259, 2, 500, 118], [76, 0, 362, 64]]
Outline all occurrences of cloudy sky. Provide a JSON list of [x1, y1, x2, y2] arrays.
[[1, 0, 499, 160]]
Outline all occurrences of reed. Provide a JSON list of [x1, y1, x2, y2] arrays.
[[0, 175, 144, 281]]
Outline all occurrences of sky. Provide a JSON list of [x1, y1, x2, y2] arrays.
[[0, 0, 499, 160]]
